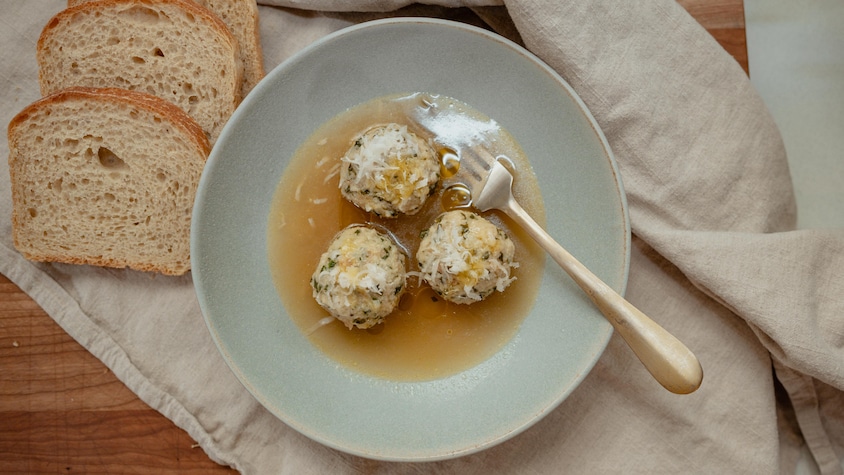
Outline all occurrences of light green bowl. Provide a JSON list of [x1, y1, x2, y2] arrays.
[[191, 18, 629, 461]]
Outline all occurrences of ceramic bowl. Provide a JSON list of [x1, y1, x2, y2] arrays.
[[191, 17, 629, 461]]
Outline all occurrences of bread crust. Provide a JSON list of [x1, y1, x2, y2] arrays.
[[9, 87, 211, 157], [8, 87, 210, 275]]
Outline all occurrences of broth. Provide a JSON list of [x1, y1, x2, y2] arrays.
[[267, 93, 546, 381]]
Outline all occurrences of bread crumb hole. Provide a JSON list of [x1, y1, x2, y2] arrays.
[[27, 208, 37, 218], [125, 5, 161, 24], [153, 47, 165, 57], [97, 147, 128, 170], [156, 172, 166, 182], [104, 193, 115, 201], [131, 56, 145, 64]]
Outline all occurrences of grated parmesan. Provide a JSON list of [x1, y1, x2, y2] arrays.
[[339, 123, 440, 218], [416, 210, 517, 304], [311, 226, 407, 329]]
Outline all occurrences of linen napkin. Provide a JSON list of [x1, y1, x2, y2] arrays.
[[2, 1, 843, 473]]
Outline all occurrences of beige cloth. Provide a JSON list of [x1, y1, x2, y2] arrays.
[[2, 0, 843, 473]]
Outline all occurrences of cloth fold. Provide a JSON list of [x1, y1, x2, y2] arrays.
[[2, 0, 842, 473]]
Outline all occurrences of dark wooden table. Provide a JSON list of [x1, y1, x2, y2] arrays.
[[0, 2, 747, 472]]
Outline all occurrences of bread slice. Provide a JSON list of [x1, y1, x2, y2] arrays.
[[7, 87, 210, 276], [38, 0, 241, 144], [67, 0, 265, 97], [193, 0, 264, 96]]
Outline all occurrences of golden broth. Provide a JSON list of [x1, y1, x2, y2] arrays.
[[267, 93, 546, 381]]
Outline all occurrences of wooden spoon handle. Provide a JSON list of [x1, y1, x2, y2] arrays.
[[503, 196, 703, 394]]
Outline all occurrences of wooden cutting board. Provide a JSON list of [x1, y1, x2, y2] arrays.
[[0, 1, 746, 472]]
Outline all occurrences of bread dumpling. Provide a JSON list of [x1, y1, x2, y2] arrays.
[[417, 210, 517, 304], [339, 123, 440, 218], [311, 226, 407, 329]]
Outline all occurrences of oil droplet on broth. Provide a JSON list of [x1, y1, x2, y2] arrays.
[[442, 184, 472, 211], [439, 146, 472, 210], [439, 147, 460, 178]]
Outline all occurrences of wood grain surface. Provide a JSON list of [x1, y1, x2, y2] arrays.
[[0, 2, 746, 473]]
